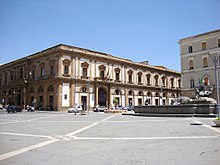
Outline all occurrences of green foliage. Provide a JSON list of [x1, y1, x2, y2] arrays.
[[113, 98, 118, 107]]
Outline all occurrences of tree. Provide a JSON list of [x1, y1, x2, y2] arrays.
[[113, 98, 118, 108]]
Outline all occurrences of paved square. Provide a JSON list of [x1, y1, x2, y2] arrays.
[[0, 111, 220, 165]]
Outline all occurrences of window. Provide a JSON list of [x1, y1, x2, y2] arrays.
[[115, 89, 121, 95], [64, 65, 69, 75], [100, 70, 105, 79], [127, 70, 133, 83], [81, 62, 89, 78], [116, 72, 120, 81], [218, 39, 220, 47], [202, 42, 206, 50], [41, 68, 45, 77], [138, 76, 142, 83], [162, 77, 166, 87], [32, 70, 35, 79], [189, 60, 194, 70], [138, 72, 142, 84], [5, 76, 7, 84], [20, 68, 23, 79], [170, 78, 174, 88], [50, 66, 54, 76], [203, 57, 208, 67], [128, 75, 132, 83], [147, 74, 151, 85], [188, 45, 193, 53], [82, 68, 87, 77], [128, 90, 133, 95], [190, 79, 195, 88], [154, 75, 158, 86], [178, 79, 181, 88]]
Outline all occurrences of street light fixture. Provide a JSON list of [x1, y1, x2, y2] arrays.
[[209, 51, 220, 118]]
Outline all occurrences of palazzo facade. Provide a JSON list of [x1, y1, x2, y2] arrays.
[[0, 44, 181, 111], [179, 29, 220, 100]]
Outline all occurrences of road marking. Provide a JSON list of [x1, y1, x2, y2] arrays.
[[0, 132, 51, 139], [202, 124, 220, 134], [65, 115, 115, 137], [0, 121, 20, 125], [27, 115, 60, 122], [74, 135, 219, 140], [0, 139, 58, 161], [0, 115, 116, 161]]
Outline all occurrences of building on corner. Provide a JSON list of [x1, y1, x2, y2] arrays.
[[0, 44, 181, 111]]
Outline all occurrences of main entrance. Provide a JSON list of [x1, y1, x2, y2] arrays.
[[98, 88, 107, 107]]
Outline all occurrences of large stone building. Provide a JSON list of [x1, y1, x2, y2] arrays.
[[179, 29, 220, 100], [0, 44, 181, 111]]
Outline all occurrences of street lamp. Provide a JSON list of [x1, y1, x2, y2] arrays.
[[86, 80, 90, 115], [209, 51, 220, 118]]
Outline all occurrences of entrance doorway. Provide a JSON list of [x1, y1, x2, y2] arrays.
[[98, 88, 107, 106], [81, 96, 87, 110], [129, 98, 132, 106], [39, 96, 43, 110], [49, 96, 54, 111]]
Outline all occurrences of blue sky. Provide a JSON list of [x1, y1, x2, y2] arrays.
[[0, 0, 219, 71]]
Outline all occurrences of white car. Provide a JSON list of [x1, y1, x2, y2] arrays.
[[68, 106, 83, 113]]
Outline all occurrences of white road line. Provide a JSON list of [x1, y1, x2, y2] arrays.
[[202, 124, 220, 134], [74, 135, 219, 140], [0, 139, 58, 161], [27, 115, 60, 122], [0, 132, 51, 139], [0, 121, 20, 125], [66, 115, 115, 137]]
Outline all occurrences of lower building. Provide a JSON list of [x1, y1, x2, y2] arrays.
[[0, 44, 181, 111], [179, 29, 220, 100]]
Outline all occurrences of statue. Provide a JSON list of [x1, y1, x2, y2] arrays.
[[194, 83, 213, 99]]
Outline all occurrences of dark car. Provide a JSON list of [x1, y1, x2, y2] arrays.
[[7, 105, 22, 113]]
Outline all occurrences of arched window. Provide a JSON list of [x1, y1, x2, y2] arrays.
[[178, 79, 181, 88], [30, 87, 35, 93], [147, 91, 152, 97], [203, 57, 208, 67], [138, 91, 143, 96], [115, 89, 121, 95], [154, 75, 159, 86], [155, 92, 160, 97], [190, 79, 195, 88], [99, 65, 106, 79], [163, 92, 166, 97], [189, 60, 194, 70], [38, 86, 44, 93], [48, 85, 54, 92], [81, 86, 87, 93], [128, 90, 133, 95], [127, 70, 133, 83], [115, 68, 120, 81], [138, 72, 142, 84], [146, 74, 151, 85]]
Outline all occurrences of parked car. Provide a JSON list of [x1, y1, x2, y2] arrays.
[[68, 106, 83, 113], [7, 105, 22, 113], [93, 106, 107, 112], [116, 105, 124, 110], [0, 104, 3, 109]]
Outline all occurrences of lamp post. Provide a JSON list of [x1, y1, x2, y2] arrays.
[[24, 78, 28, 111], [209, 51, 220, 118], [86, 80, 90, 115]]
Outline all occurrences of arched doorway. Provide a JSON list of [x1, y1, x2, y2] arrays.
[[98, 87, 107, 106]]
